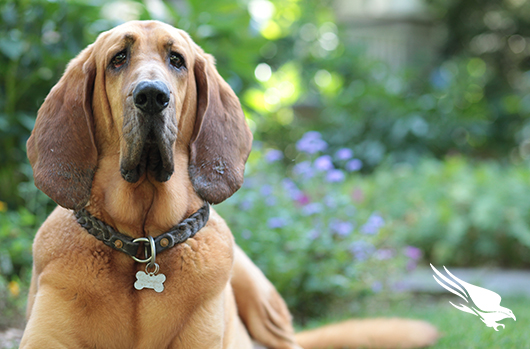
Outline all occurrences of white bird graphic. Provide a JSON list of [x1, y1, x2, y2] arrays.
[[430, 264, 516, 331]]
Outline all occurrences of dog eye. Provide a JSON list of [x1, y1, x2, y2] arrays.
[[111, 50, 127, 68], [169, 52, 185, 69]]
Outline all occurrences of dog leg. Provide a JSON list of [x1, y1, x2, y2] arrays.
[[231, 245, 301, 349]]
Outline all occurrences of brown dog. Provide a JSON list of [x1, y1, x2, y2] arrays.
[[22, 20, 438, 348]]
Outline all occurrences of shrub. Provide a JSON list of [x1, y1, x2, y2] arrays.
[[360, 156, 530, 268], [0, 171, 51, 329], [217, 137, 530, 319], [216, 132, 414, 321], [0, 206, 37, 329]]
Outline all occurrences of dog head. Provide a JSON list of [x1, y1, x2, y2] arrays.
[[27, 20, 252, 211]]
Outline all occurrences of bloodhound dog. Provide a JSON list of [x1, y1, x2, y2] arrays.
[[22, 21, 438, 348]]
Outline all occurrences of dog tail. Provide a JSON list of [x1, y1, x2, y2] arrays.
[[294, 318, 439, 349]]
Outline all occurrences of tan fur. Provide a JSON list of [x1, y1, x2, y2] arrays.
[[22, 20, 438, 349], [295, 319, 439, 349]]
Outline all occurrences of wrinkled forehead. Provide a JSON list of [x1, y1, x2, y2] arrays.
[[94, 21, 196, 62]]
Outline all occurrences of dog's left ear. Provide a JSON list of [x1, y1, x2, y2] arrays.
[[27, 45, 98, 211], [189, 53, 252, 204]]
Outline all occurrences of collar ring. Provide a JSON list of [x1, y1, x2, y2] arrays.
[[131, 236, 156, 264]]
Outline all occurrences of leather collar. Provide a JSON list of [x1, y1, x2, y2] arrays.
[[75, 202, 210, 260]]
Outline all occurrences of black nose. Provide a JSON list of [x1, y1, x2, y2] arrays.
[[133, 80, 170, 114]]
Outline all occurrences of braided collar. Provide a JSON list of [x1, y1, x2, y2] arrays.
[[75, 202, 210, 259]]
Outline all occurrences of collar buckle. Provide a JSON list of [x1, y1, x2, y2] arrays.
[[132, 236, 156, 265]]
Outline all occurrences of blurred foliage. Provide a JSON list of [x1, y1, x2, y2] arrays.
[[216, 133, 412, 321], [362, 156, 530, 268], [427, 0, 530, 160], [278, 56, 496, 167], [0, 206, 37, 329], [218, 134, 530, 319]]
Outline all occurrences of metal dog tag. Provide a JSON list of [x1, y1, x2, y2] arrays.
[[134, 263, 166, 293]]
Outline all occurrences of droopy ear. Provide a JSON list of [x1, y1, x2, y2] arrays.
[[27, 45, 98, 211], [189, 54, 253, 204]]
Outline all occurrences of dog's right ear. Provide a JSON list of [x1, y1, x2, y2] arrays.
[[27, 45, 98, 211]]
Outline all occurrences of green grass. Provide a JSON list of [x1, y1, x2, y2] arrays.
[[299, 295, 529, 348], [393, 297, 528, 348]]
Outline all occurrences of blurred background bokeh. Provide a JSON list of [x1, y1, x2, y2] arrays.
[[2, 0, 530, 335]]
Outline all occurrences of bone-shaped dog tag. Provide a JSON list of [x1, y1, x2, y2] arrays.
[[134, 263, 166, 293]]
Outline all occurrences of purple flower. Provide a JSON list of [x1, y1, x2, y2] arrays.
[[268, 217, 287, 229], [239, 199, 253, 211], [360, 213, 385, 235], [303, 131, 321, 138], [260, 184, 273, 196], [326, 169, 345, 183], [265, 149, 283, 162], [323, 195, 337, 209], [348, 240, 375, 261], [302, 203, 323, 216], [335, 148, 353, 160], [293, 161, 315, 179], [346, 159, 363, 172], [407, 260, 417, 271], [282, 178, 297, 190], [282, 178, 303, 201], [330, 219, 354, 237], [371, 281, 383, 293], [297, 194, 310, 205], [314, 155, 334, 171], [375, 249, 394, 260], [404, 246, 422, 260], [296, 131, 328, 154], [265, 196, 276, 206], [392, 281, 407, 292]]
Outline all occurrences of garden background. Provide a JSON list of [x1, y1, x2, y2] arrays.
[[1, 0, 530, 346]]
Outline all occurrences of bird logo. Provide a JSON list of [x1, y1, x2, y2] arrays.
[[430, 264, 516, 331]]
